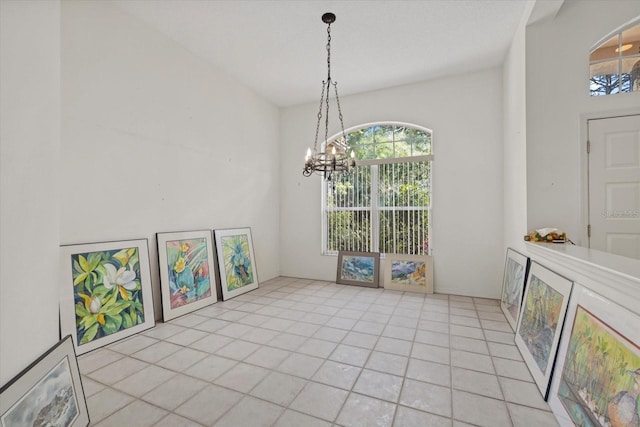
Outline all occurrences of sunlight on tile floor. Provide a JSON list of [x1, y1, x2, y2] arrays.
[[79, 277, 559, 427]]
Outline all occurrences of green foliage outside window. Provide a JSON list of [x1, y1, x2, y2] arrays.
[[325, 124, 431, 255]]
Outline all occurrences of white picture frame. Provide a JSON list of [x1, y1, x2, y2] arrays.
[[59, 239, 155, 355], [157, 230, 219, 321], [548, 284, 640, 426], [515, 261, 573, 399], [0, 336, 89, 426], [214, 227, 259, 300], [500, 248, 530, 331]]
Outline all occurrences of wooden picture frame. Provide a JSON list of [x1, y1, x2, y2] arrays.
[[548, 285, 640, 427], [515, 261, 573, 399], [214, 227, 259, 300], [157, 230, 219, 321], [59, 239, 155, 355], [0, 335, 89, 426], [336, 251, 380, 288], [500, 248, 530, 331], [383, 253, 433, 294]]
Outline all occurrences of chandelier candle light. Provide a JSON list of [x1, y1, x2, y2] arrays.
[[303, 12, 356, 181]]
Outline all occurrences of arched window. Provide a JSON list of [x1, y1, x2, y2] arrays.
[[322, 123, 432, 256], [590, 19, 640, 96]]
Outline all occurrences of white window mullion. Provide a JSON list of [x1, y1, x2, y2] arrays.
[[418, 162, 422, 254], [409, 162, 413, 254], [394, 163, 398, 254], [371, 165, 379, 253], [345, 171, 358, 251]]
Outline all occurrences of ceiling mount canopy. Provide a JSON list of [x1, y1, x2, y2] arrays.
[[303, 12, 355, 181], [322, 12, 335, 25]]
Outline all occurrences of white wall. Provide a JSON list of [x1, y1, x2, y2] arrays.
[[526, 0, 640, 245], [0, 0, 61, 385], [280, 68, 505, 298], [61, 1, 280, 319], [502, 3, 533, 253]]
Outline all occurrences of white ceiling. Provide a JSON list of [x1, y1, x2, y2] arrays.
[[114, 0, 532, 107]]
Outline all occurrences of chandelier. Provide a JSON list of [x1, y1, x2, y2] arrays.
[[303, 12, 355, 180]]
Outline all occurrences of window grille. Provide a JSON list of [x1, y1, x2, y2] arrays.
[[322, 124, 432, 256], [590, 20, 640, 96]]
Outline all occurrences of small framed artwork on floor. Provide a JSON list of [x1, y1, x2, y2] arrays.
[[548, 284, 640, 426], [0, 335, 89, 426], [157, 230, 219, 321], [515, 261, 573, 399], [214, 227, 259, 300], [383, 253, 433, 294], [500, 248, 530, 331], [59, 239, 155, 355], [336, 251, 380, 288]]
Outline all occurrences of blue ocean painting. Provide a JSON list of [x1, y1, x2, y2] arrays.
[[341, 256, 375, 282]]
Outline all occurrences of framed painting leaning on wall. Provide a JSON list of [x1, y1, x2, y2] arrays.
[[157, 230, 219, 321], [214, 227, 259, 300], [59, 239, 155, 355], [515, 261, 573, 399], [336, 251, 380, 288], [500, 248, 530, 331], [383, 253, 433, 294], [548, 285, 640, 427], [0, 335, 89, 426]]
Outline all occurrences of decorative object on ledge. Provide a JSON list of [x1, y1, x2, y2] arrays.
[[500, 248, 530, 331], [157, 230, 219, 321], [336, 251, 380, 288], [302, 12, 355, 181], [59, 239, 155, 355], [0, 335, 89, 426], [548, 284, 640, 427], [524, 227, 567, 243], [383, 253, 433, 294], [515, 261, 573, 399], [214, 227, 259, 300]]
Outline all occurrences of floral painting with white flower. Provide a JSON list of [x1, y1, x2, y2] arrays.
[[71, 247, 144, 345]]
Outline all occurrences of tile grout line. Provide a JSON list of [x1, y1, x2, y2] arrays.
[[81, 278, 542, 427]]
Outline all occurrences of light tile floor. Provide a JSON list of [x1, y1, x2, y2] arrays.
[[79, 277, 560, 427]]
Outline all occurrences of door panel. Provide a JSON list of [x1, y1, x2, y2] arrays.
[[588, 115, 640, 260]]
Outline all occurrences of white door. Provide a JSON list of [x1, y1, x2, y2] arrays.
[[588, 114, 640, 260]]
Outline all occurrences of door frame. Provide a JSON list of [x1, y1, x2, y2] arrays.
[[580, 107, 640, 248]]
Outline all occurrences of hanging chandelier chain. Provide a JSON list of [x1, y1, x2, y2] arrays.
[[333, 82, 346, 141], [324, 22, 332, 146], [324, 81, 331, 146], [326, 24, 332, 81], [313, 81, 326, 154], [303, 12, 353, 180]]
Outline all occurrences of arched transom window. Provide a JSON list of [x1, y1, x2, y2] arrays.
[[590, 19, 640, 96], [322, 123, 432, 256]]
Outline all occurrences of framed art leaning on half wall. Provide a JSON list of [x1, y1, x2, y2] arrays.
[[500, 248, 530, 331]]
